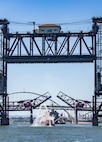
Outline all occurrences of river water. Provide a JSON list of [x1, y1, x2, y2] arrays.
[[0, 123, 102, 142]]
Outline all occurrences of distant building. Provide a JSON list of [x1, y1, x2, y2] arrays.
[[36, 24, 61, 41], [38, 24, 61, 33]]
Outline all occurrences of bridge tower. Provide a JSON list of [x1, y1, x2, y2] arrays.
[[92, 18, 102, 126], [0, 19, 9, 125]]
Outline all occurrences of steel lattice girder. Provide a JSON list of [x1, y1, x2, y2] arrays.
[[4, 32, 95, 63]]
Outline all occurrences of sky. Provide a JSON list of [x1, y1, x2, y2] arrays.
[[0, 0, 102, 116]]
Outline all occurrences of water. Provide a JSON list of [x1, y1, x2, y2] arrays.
[[0, 123, 102, 142]]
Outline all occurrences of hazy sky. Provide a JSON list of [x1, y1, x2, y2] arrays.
[[0, 0, 101, 108]]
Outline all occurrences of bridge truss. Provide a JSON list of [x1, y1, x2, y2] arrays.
[[0, 18, 101, 125], [57, 91, 93, 124]]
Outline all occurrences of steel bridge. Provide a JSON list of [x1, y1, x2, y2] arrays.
[[1, 91, 94, 124], [0, 17, 102, 125], [57, 91, 102, 124]]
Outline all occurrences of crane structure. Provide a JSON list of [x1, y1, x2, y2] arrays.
[[0, 17, 101, 125]]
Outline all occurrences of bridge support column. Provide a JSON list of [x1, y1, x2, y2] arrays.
[[1, 117, 9, 125], [0, 94, 9, 125], [92, 96, 98, 126], [30, 107, 33, 124], [74, 109, 78, 124], [92, 114, 98, 126], [1, 112, 9, 125]]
